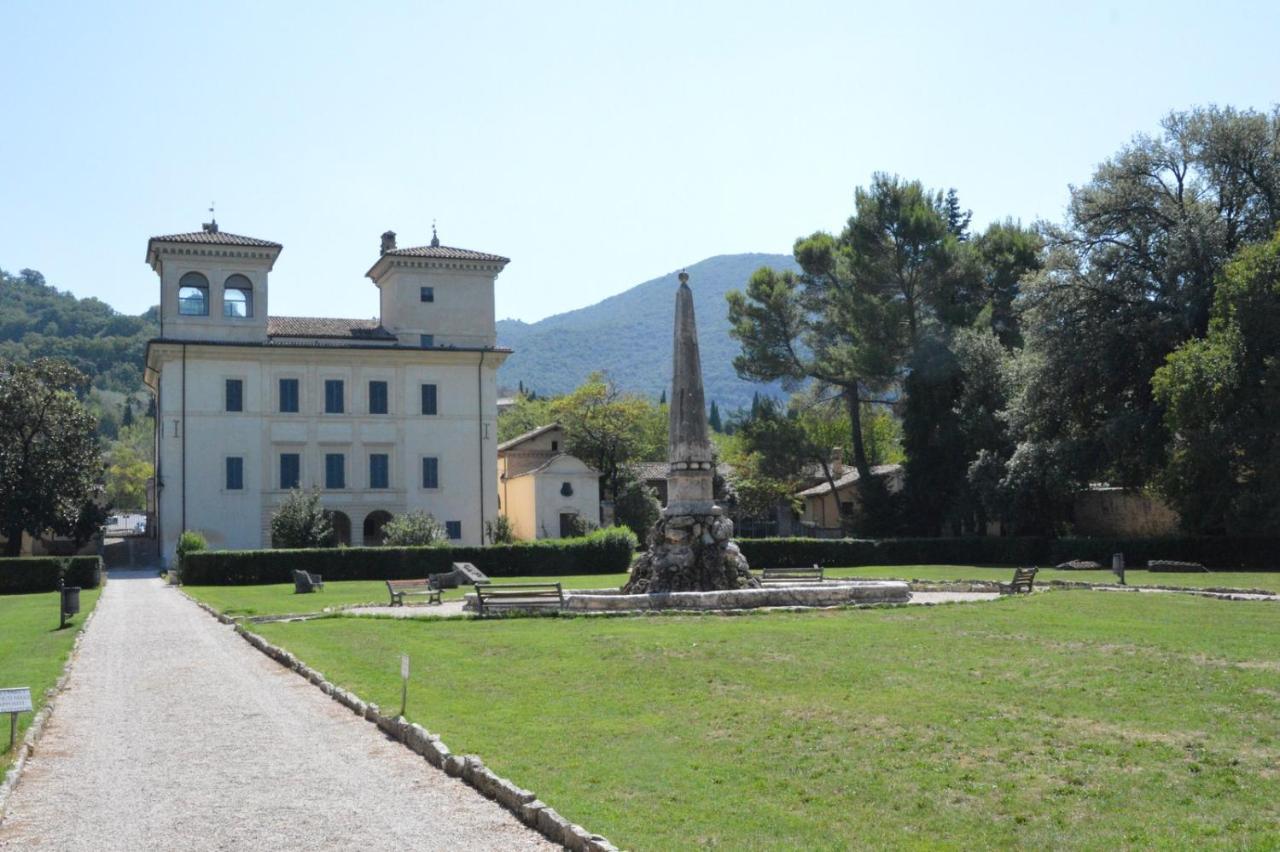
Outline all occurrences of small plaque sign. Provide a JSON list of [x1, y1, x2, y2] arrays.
[[0, 687, 33, 714]]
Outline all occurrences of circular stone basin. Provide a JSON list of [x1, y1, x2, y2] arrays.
[[562, 581, 911, 612]]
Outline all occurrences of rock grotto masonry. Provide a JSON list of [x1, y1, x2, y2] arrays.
[[624, 272, 758, 594]]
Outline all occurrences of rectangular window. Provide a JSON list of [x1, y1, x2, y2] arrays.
[[325, 453, 345, 489], [279, 378, 299, 413], [420, 383, 438, 415], [368, 380, 388, 415], [280, 453, 301, 489], [421, 456, 439, 489], [445, 520, 461, 540], [225, 456, 244, 490], [420, 286, 434, 303], [420, 334, 434, 349], [225, 378, 243, 412], [369, 453, 389, 489], [324, 379, 344, 414]]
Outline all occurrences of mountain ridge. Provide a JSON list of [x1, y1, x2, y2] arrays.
[[496, 252, 799, 410]]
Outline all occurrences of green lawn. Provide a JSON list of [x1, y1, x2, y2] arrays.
[[185, 565, 1277, 619], [0, 588, 100, 780], [253, 592, 1280, 849]]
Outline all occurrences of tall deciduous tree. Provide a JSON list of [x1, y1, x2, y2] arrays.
[[551, 373, 664, 502], [0, 358, 103, 555]]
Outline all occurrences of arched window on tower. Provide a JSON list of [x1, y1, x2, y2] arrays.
[[224, 274, 253, 318], [178, 272, 209, 316]]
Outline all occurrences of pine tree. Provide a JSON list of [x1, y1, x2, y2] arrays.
[[659, 389, 666, 405], [708, 400, 722, 432], [122, 399, 134, 427], [750, 391, 761, 420], [943, 188, 972, 240]]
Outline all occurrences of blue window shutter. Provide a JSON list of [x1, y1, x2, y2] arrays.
[[421, 383, 438, 415], [422, 457, 439, 489], [369, 381, 388, 414], [280, 454, 300, 489], [325, 380, 344, 413], [326, 453, 345, 489], [280, 379, 299, 413], [420, 286, 434, 302], [226, 457, 244, 490], [445, 521, 461, 540], [370, 454, 389, 489], [225, 379, 243, 412]]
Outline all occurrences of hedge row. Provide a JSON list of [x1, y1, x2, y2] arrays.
[[180, 527, 639, 586], [738, 536, 1280, 571], [0, 556, 104, 595]]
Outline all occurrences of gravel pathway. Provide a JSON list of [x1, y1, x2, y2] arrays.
[[0, 573, 552, 851]]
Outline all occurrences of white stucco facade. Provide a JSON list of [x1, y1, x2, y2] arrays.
[[143, 225, 510, 562]]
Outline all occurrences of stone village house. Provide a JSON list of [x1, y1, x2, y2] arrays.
[[144, 224, 509, 562]]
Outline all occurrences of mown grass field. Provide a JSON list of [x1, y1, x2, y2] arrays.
[[0, 588, 100, 780], [185, 565, 1278, 618], [254, 592, 1280, 849]]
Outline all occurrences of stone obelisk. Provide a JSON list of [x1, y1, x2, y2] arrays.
[[623, 271, 756, 594]]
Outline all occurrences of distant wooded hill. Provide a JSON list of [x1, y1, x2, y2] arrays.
[[0, 268, 158, 394], [496, 253, 799, 410]]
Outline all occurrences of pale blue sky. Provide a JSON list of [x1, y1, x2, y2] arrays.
[[2, 1, 1277, 323]]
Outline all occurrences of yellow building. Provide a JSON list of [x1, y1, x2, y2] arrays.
[[496, 424, 601, 539]]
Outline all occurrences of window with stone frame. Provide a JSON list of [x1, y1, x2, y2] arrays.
[[178, 272, 209, 316]]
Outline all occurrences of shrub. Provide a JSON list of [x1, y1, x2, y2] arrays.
[[0, 556, 103, 594], [380, 510, 446, 547], [614, 475, 661, 540], [270, 489, 336, 549], [484, 514, 516, 545], [181, 526, 640, 585], [176, 530, 206, 560]]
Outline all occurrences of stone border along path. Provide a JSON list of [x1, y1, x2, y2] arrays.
[[0, 573, 566, 852]]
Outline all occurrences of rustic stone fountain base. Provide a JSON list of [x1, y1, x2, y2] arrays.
[[562, 581, 911, 612]]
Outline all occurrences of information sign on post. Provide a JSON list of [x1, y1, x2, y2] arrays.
[[0, 687, 34, 751]]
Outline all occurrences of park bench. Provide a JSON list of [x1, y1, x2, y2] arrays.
[[293, 570, 324, 593], [1001, 566, 1038, 595], [385, 579, 442, 607], [473, 582, 564, 617], [759, 565, 824, 585]]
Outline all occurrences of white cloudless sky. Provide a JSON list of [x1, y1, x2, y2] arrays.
[[1, 0, 1277, 323]]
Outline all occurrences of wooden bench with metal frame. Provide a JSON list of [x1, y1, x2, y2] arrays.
[[759, 565, 825, 585], [473, 582, 564, 617], [1002, 566, 1038, 595], [386, 578, 442, 607]]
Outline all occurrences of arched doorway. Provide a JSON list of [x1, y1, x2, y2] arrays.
[[363, 510, 393, 546], [328, 511, 352, 546]]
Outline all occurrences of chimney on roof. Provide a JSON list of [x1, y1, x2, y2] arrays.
[[202, 221, 219, 233], [380, 231, 397, 254], [830, 447, 844, 476]]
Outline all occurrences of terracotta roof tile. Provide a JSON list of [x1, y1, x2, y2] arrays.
[[382, 244, 509, 263], [148, 231, 281, 248], [267, 316, 396, 340]]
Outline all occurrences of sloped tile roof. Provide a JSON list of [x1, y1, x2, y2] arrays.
[[267, 316, 396, 340], [796, 464, 902, 497], [148, 231, 282, 248], [497, 422, 563, 452], [382, 244, 509, 263]]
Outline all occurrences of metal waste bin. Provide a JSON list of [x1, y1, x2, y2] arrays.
[[60, 586, 81, 628]]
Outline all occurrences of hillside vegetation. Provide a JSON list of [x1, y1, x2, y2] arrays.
[[497, 253, 798, 409]]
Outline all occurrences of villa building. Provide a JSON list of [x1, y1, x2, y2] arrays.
[[144, 222, 509, 562]]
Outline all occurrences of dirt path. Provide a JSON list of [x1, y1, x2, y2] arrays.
[[0, 573, 552, 851]]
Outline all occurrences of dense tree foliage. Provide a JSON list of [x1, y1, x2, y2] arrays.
[[270, 489, 336, 548], [0, 358, 105, 555]]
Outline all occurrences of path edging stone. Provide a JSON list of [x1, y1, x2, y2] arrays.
[[0, 596, 100, 824], [181, 596, 619, 851]]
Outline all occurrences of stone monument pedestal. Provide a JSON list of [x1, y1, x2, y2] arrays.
[[622, 510, 757, 594]]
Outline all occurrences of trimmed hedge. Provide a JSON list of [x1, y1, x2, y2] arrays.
[[739, 536, 1280, 571], [0, 556, 104, 595], [180, 527, 639, 586]]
